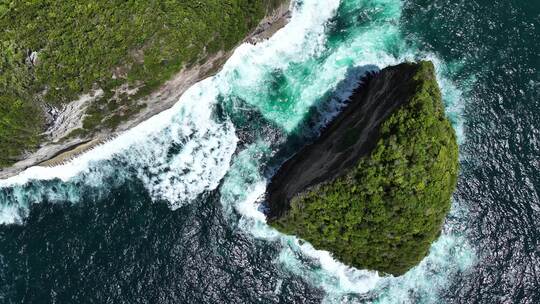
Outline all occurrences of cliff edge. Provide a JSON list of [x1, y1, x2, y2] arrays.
[[0, 0, 290, 179], [267, 61, 459, 275]]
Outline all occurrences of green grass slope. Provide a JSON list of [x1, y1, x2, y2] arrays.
[[270, 62, 459, 275]]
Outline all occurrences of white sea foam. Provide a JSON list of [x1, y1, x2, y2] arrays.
[[0, 204, 23, 225], [127, 79, 238, 207], [0, 76, 238, 220], [221, 0, 343, 131]]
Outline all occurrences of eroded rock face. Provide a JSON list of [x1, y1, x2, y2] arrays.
[[267, 61, 459, 275]]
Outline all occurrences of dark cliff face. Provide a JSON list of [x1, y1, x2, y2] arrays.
[[267, 63, 423, 220], [266, 61, 459, 275]]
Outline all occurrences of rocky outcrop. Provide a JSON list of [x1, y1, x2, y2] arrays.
[[267, 61, 459, 275]]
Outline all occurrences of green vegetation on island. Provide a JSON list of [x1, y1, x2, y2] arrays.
[[270, 62, 459, 275], [0, 0, 281, 167]]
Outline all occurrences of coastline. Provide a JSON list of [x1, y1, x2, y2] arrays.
[[0, 1, 291, 180]]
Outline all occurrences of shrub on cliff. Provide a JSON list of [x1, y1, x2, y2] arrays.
[[271, 62, 459, 275], [0, 95, 43, 166]]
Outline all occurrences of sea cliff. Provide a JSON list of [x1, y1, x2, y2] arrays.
[[0, 0, 290, 178], [267, 61, 459, 275]]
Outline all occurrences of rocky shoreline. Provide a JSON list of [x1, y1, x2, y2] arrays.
[[0, 1, 291, 180]]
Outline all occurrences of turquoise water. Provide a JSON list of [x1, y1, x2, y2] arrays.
[[0, 0, 538, 303]]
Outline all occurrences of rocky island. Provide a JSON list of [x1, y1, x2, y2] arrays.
[[267, 61, 459, 276]]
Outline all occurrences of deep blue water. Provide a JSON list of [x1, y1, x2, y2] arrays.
[[0, 0, 538, 303], [400, 1, 539, 302]]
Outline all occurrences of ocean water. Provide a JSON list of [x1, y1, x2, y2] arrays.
[[0, 0, 538, 303]]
